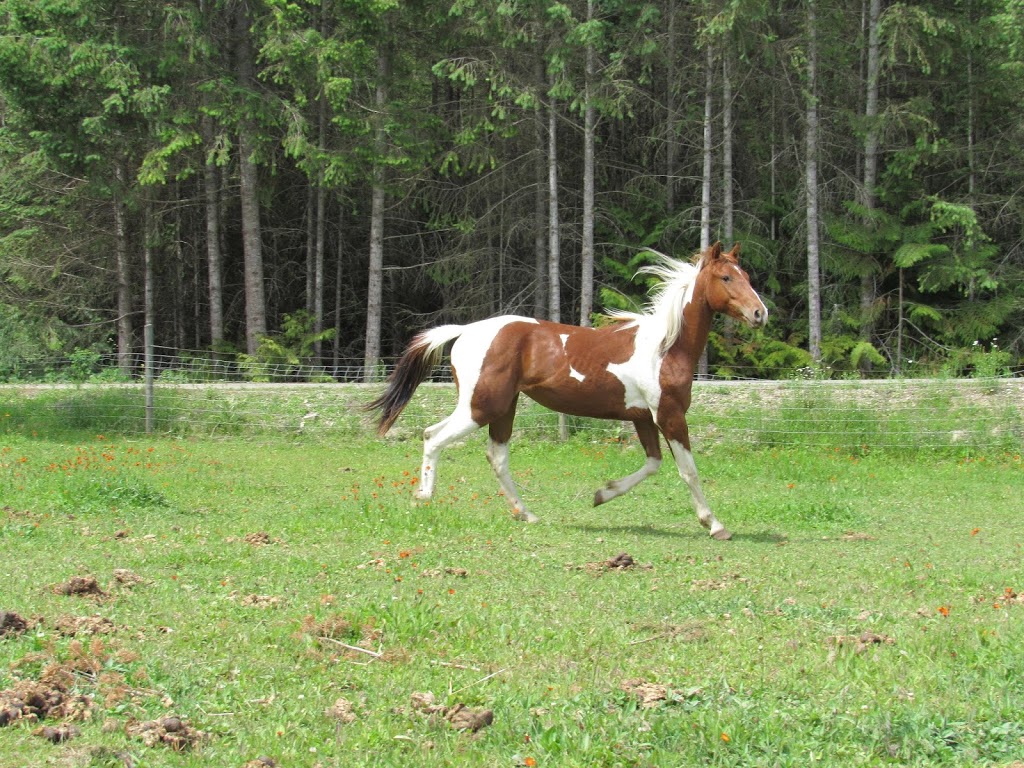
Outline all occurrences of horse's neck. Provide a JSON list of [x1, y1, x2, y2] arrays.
[[663, 296, 712, 376]]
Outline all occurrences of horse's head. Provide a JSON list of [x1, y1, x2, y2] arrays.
[[699, 242, 768, 329]]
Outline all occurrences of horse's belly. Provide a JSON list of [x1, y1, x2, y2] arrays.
[[523, 383, 647, 421]]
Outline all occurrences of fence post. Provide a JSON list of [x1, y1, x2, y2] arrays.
[[144, 322, 154, 434]]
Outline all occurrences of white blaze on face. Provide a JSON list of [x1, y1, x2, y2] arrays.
[[606, 321, 663, 413]]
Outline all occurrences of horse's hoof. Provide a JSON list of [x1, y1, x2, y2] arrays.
[[514, 510, 539, 523], [711, 527, 732, 541], [593, 490, 606, 507]]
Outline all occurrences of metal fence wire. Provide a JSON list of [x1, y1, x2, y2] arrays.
[[1, 348, 1021, 453]]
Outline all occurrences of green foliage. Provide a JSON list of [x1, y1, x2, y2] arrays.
[[1, 0, 1024, 382], [237, 310, 336, 382], [942, 340, 1014, 379]]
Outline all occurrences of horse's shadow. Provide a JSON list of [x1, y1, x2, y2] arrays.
[[564, 522, 787, 545]]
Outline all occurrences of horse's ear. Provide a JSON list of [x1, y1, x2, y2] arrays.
[[709, 241, 723, 260], [727, 242, 741, 260]]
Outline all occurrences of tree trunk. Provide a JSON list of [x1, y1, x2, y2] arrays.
[[859, 0, 881, 357], [363, 48, 389, 382], [334, 203, 345, 373], [698, 41, 714, 377], [533, 52, 548, 318], [113, 162, 133, 376], [700, 42, 714, 252], [722, 51, 734, 244], [806, 0, 822, 363], [580, 0, 596, 327], [314, 183, 326, 362], [665, 0, 678, 215], [313, 29, 328, 362], [200, 117, 223, 352], [236, 4, 266, 355], [547, 77, 561, 324], [548, 73, 567, 440], [305, 190, 315, 315]]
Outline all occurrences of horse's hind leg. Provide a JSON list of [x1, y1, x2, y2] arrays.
[[593, 419, 662, 506], [486, 396, 537, 522], [417, 406, 479, 502]]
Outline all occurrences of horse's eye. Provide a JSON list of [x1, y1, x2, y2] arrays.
[[722, 274, 732, 283]]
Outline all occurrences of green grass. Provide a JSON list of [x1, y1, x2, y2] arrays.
[[1, 412, 1023, 766]]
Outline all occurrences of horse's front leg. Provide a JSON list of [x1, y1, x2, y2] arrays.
[[593, 419, 662, 506], [661, 420, 731, 540], [486, 398, 538, 522]]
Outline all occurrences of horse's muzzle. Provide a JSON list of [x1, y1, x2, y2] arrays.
[[744, 304, 768, 329]]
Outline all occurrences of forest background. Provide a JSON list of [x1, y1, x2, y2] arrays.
[[1, 0, 1022, 382]]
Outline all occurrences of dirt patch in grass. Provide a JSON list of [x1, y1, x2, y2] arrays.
[[566, 552, 654, 574], [52, 615, 118, 637], [405, 691, 493, 733], [826, 631, 895, 662], [112, 569, 144, 587], [0, 672, 95, 728], [0, 611, 29, 637], [126, 715, 207, 751], [225, 531, 283, 546], [52, 575, 108, 599], [33, 723, 81, 743], [325, 697, 358, 723], [233, 593, 285, 609], [420, 566, 469, 578], [981, 586, 1024, 608], [690, 573, 749, 591], [301, 613, 388, 662], [619, 678, 700, 708], [628, 621, 708, 645]]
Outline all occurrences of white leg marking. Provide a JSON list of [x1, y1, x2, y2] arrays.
[[486, 439, 537, 522], [667, 439, 730, 540], [593, 456, 661, 506], [417, 413, 479, 500]]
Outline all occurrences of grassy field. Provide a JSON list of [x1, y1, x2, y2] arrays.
[[1, 387, 1023, 767]]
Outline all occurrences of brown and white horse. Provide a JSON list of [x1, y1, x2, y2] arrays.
[[368, 242, 767, 539]]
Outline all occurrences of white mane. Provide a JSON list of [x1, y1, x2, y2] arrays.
[[607, 250, 702, 355]]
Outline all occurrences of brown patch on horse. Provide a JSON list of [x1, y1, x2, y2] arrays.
[[469, 321, 643, 424]]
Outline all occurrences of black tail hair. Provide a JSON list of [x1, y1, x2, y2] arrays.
[[365, 334, 446, 435]]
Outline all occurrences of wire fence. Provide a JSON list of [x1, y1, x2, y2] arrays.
[[5, 346, 1023, 385], [2, 360, 1022, 454]]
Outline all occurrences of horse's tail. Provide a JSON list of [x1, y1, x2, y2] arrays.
[[366, 325, 465, 436]]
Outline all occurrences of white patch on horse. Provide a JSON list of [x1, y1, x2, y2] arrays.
[[449, 316, 539, 392], [606, 320, 664, 412], [569, 366, 585, 382], [559, 333, 570, 349]]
